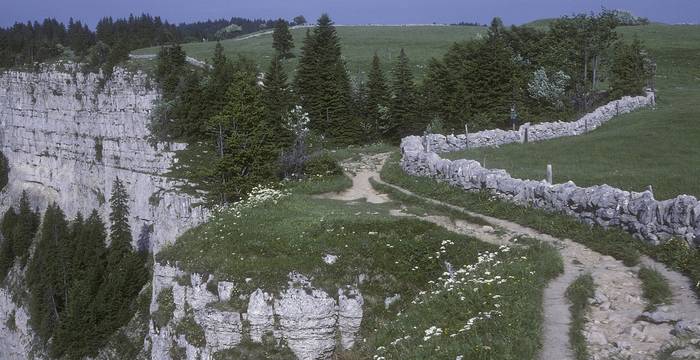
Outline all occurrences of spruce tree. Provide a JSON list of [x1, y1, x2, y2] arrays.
[[211, 70, 278, 200], [263, 55, 294, 147], [366, 53, 389, 141], [389, 49, 418, 141], [294, 14, 357, 144], [14, 191, 39, 263], [95, 177, 147, 339], [0, 206, 17, 281], [272, 19, 295, 58], [53, 210, 107, 358], [27, 203, 70, 342]]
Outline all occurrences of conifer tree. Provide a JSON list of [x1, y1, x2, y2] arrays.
[[0, 206, 17, 281], [211, 71, 278, 200], [366, 53, 389, 141], [263, 55, 294, 147], [389, 49, 418, 141], [53, 210, 107, 358], [294, 14, 357, 144], [95, 177, 147, 338], [13, 191, 39, 263], [27, 203, 70, 341], [272, 19, 295, 58]]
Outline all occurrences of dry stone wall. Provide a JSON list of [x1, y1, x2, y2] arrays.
[[401, 92, 700, 246], [424, 92, 655, 153]]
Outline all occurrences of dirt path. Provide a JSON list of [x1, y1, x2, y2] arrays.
[[319, 153, 700, 360]]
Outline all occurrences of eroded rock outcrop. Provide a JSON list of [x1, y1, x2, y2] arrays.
[[151, 265, 364, 360]]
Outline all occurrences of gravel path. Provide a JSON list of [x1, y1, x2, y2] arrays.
[[319, 153, 700, 359]]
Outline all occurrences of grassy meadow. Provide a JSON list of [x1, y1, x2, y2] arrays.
[[444, 24, 700, 199], [158, 162, 563, 359], [132, 25, 486, 79]]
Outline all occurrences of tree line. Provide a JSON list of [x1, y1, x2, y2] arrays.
[[0, 13, 304, 75], [0, 179, 148, 359]]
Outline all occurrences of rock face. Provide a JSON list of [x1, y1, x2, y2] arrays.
[[400, 92, 700, 246], [151, 266, 364, 360], [0, 64, 209, 358]]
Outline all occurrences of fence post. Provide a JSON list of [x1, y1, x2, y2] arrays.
[[426, 137, 431, 153], [585, 117, 588, 133], [546, 164, 553, 184], [465, 124, 469, 149], [524, 126, 529, 144]]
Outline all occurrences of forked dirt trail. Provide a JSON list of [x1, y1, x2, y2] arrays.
[[321, 153, 700, 360]]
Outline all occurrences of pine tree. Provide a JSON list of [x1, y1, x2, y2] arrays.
[[94, 177, 146, 339], [211, 71, 279, 200], [53, 210, 107, 358], [13, 191, 39, 263], [27, 203, 70, 342], [294, 14, 357, 144], [263, 55, 294, 147], [272, 19, 295, 58], [108, 177, 131, 257], [366, 53, 389, 141], [389, 49, 418, 141], [0, 206, 17, 281]]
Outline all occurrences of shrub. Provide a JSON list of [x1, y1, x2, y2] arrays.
[[153, 288, 175, 329], [0, 151, 8, 192], [304, 153, 343, 177], [176, 307, 206, 348]]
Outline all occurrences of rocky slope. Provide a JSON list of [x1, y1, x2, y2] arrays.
[[0, 63, 208, 358]]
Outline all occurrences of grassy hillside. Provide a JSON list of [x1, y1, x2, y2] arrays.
[[444, 24, 700, 199], [131, 25, 486, 79]]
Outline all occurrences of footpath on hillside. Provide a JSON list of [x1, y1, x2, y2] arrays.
[[319, 152, 700, 360]]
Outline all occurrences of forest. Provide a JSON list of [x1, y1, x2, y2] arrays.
[[0, 180, 148, 359]]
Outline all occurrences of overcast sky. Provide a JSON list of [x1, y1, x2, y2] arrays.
[[2, 0, 699, 28]]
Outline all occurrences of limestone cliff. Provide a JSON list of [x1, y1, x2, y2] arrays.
[[0, 64, 209, 358]]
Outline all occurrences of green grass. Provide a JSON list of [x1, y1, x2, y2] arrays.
[[132, 25, 486, 80], [381, 152, 643, 266], [158, 169, 563, 358], [383, 151, 700, 299], [638, 267, 673, 311], [565, 274, 595, 360], [444, 24, 700, 199]]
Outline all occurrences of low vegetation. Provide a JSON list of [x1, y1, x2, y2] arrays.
[[158, 165, 563, 358], [638, 267, 673, 311], [381, 153, 700, 296], [566, 274, 595, 360]]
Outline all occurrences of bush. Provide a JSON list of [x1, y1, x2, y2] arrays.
[[304, 153, 343, 177], [0, 151, 8, 192], [153, 288, 175, 329]]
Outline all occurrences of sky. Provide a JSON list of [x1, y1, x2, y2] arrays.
[[1, 0, 699, 28]]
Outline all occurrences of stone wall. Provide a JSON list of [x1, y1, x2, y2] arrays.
[[423, 92, 655, 153], [400, 93, 700, 246]]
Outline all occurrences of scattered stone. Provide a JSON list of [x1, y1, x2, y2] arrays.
[[670, 347, 700, 359], [639, 310, 682, 324], [384, 294, 401, 309], [323, 254, 338, 265]]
